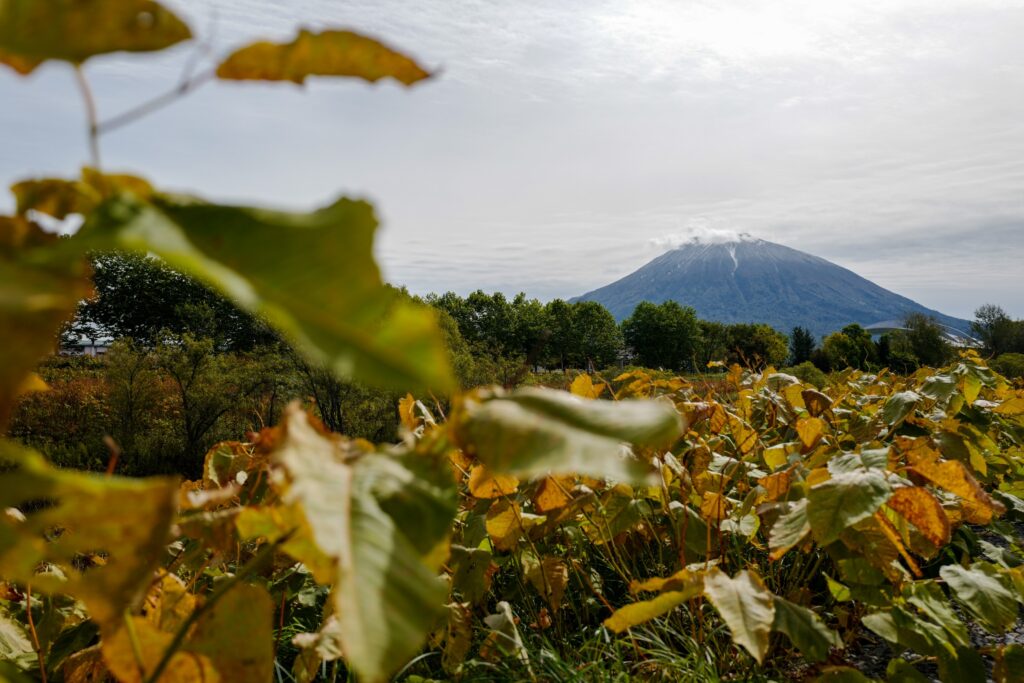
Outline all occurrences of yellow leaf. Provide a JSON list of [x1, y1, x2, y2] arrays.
[[701, 491, 730, 521], [630, 569, 704, 595], [995, 397, 1024, 416], [905, 451, 1003, 524], [783, 384, 806, 410], [102, 582, 274, 683], [728, 414, 758, 455], [570, 373, 606, 399], [796, 417, 825, 450], [801, 389, 833, 417], [524, 556, 569, 612], [763, 444, 789, 470], [0, 0, 191, 68], [216, 29, 431, 86], [486, 499, 524, 551], [532, 475, 574, 514], [603, 590, 697, 633], [872, 512, 922, 577], [0, 443, 177, 629], [468, 465, 520, 499], [885, 486, 951, 547], [806, 467, 831, 488], [759, 470, 792, 502], [398, 393, 419, 430]]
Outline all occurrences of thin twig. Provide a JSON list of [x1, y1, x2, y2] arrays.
[[25, 584, 48, 683], [143, 535, 290, 683], [73, 66, 101, 169], [97, 69, 215, 135]]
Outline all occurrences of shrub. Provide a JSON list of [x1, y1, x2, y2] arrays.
[[992, 352, 1024, 379], [781, 361, 828, 388]]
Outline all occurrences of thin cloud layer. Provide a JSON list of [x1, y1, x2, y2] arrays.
[[1, 0, 1021, 318]]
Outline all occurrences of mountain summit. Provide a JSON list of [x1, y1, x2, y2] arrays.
[[573, 237, 971, 339]]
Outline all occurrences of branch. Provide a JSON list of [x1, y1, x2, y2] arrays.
[[97, 69, 215, 135], [73, 67, 101, 169]]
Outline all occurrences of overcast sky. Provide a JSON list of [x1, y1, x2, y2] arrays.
[[3, 0, 1022, 319]]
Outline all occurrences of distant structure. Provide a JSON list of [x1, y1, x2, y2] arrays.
[[863, 320, 981, 348], [60, 334, 112, 357]]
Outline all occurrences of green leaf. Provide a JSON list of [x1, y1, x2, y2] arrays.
[[812, 666, 874, 682], [0, 441, 177, 629], [903, 581, 968, 646], [768, 498, 811, 560], [456, 387, 684, 481], [995, 643, 1024, 683], [886, 659, 929, 682], [603, 590, 697, 634], [881, 391, 921, 426], [75, 194, 454, 392], [0, 606, 35, 672], [939, 563, 1018, 633], [703, 568, 775, 664], [937, 645, 987, 683], [216, 29, 431, 85], [772, 596, 841, 662], [237, 406, 455, 683], [449, 545, 494, 605], [807, 470, 891, 545], [0, 0, 191, 72]]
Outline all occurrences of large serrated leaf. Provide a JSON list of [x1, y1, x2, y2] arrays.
[[703, 568, 775, 664], [0, 0, 191, 73], [75, 194, 453, 392], [940, 563, 1018, 633], [456, 387, 684, 482], [236, 406, 455, 683], [807, 470, 891, 546], [772, 596, 841, 662]]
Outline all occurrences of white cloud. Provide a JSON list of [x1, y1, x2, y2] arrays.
[[1, 0, 1022, 319]]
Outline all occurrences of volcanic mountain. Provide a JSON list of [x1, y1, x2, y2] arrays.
[[572, 235, 972, 339]]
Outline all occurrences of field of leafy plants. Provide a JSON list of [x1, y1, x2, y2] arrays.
[[3, 3, 1024, 682]]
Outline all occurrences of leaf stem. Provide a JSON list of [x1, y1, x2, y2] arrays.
[[142, 536, 287, 683], [73, 66, 101, 170], [97, 69, 215, 135], [25, 584, 48, 683]]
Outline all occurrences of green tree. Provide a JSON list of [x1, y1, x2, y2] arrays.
[[622, 301, 702, 371], [724, 323, 789, 369], [822, 324, 875, 370], [64, 252, 278, 351], [789, 326, 816, 365], [153, 334, 273, 472], [900, 313, 953, 368], [695, 320, 730, 369], [972, 304, 1023, 357], [543, 299, 577, 370], [570, 301, 623, 370]]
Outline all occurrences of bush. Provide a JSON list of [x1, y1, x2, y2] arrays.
[[992, 352, 1024, 379], [781, 361, 828, 388]]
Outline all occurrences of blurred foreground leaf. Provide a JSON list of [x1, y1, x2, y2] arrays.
[[0, 0, 191, 73], [217, 29, 430, 85], [76, 194, 454, 392]]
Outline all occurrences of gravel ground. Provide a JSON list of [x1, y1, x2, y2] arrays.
[[847, 521, 1024, 682]]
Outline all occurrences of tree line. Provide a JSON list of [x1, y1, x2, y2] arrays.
[[65, 253, 1024, 378]]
